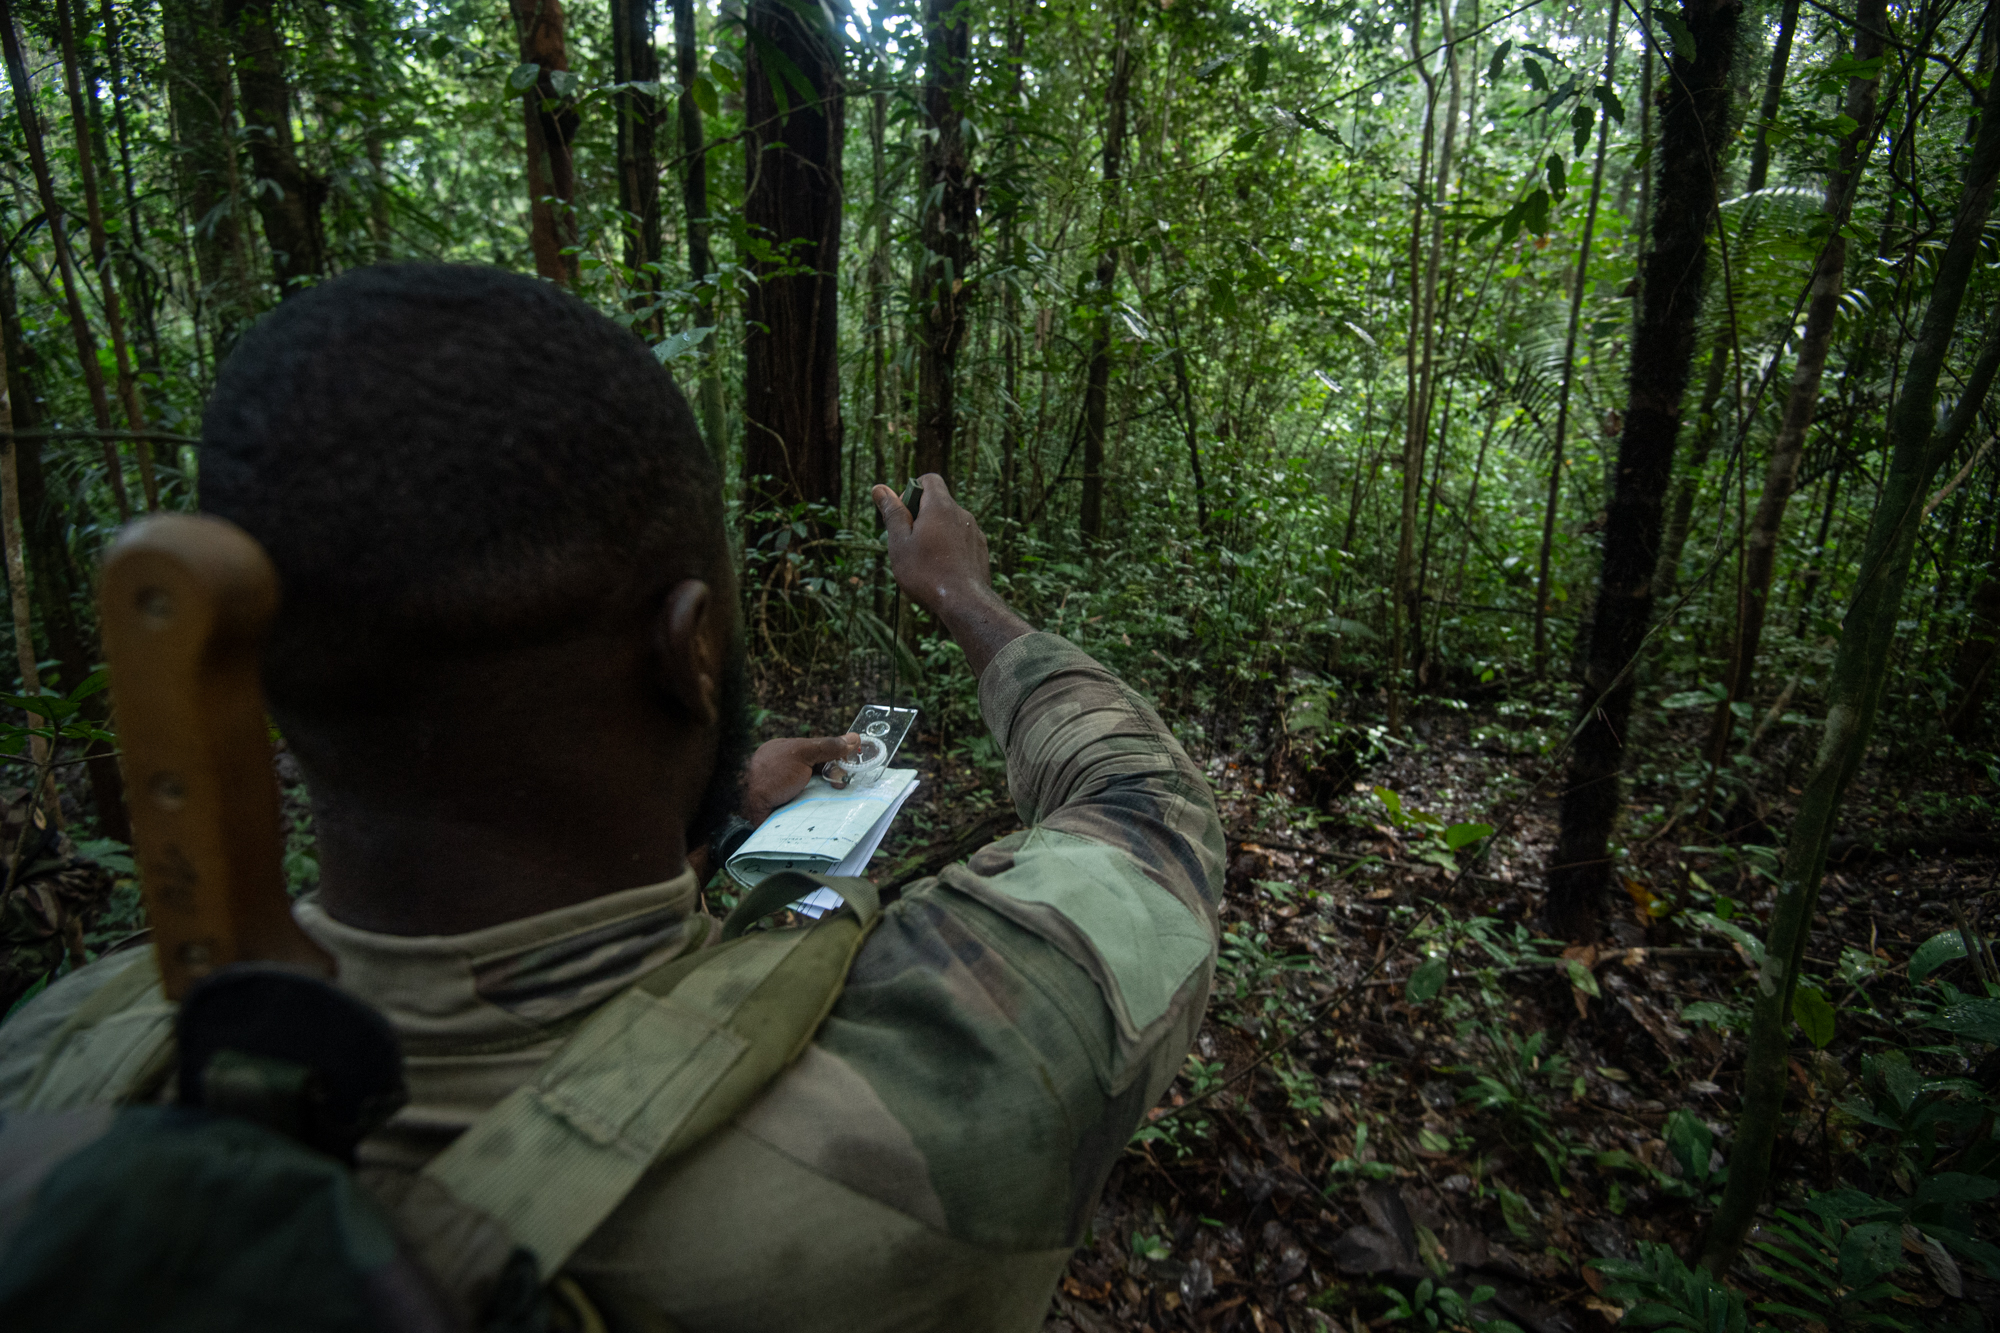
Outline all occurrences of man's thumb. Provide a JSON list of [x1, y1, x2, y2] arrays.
[[809, 732, 864, 764], [872, 484, 912, 534]]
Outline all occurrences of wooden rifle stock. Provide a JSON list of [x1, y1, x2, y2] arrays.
[[100, 515, 331, 999]]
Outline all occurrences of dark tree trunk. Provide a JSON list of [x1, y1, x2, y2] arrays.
[[1078, 19, 1131, 544], [613, 0, 661, 325], [1705, 0, 1886, 762], [1949, 507, 2000, 741], [1546, 0, 1744, 940], [673, 0, 724, 455], [0, 0, 128, 520], [913, 0, 973, 484], [510, 0, 580, 285], [57, 0, 155, 511], [225, 0, 325, 295], [0, 254, 128, 841], [742, 0, 844, 519], [163, 0, 254, 355], [1745, 0, 1800, 193]]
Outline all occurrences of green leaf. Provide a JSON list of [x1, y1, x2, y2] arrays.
[[1295, 109, 1345, 148], [1247, 43, 1270, 92], [1792, 985, 1836, 1048], [1195, 55, 1234, 81], [1443, 821, 1493, 851], [1927, 996, 2000, 1044], [1839, 1220, 1903, 1286], [1522, 56, 1548, 92], [652, 325, 715, 363], [1679, 1000, 1735, 1029], [507, 62, 541, 92], [1372, 785, 1404, 822], [691, 71, 719, 120], [1485, 39, 1512, 84], [1406, 956, 1449, 1004], [1230, 130, 1262, 154], [1566, 959, 1601, 997], [1593, 83, 1626, 123], [1520, 188, 1550, 236], [1910, 929, 1971, 983], [1545, 154, 1568, 202], [1664, 1108, 1713, 1184], [1571, 103, 1595, 154], [1915, 1172, 2000, 1206], [546, 68, 579, 99], [1650, 7, 1698, 61]]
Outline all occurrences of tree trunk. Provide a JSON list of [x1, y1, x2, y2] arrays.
[[1948, 501, 2000, 741], [742, 0, 844, 520], [672, 0, 725, 456], [913, 0, 973, 485], [163, 0, 254, 356], [1078, 17, 1131, 545], [1545, 0, 1743, 941], [57, 0, 155, 512], [868, 72, 889, 502], [510, 0, 580, 285], [613, 0, 661, 327], [93, 0, 160, 372], [0, 252, 127, 840], [1532, 2, 1621, 677], [226, 0, 325, 295], [1705, 0, 1886, 763], [1391, 0, 1461, 723], [997, 16, 1024, 542], [1652, 338, 1729, 603], [0, 0, 128, 521], [1702, 82, 2000, 1269], [1745, 0, 1801, 193]]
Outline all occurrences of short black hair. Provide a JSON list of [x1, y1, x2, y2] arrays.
[[199, 263, 721, 712]]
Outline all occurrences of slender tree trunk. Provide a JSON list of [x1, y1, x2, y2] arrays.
[[1533, 3, 1621, 677], [1546, 0, 1743, 941], [226, 0, 325, 295], [57, 0, 155, 512], [0, 253, 126, 839], [163, 0, 253, 356], [1746, 0, 1801, 193], [510, 0, 580, 285], [1403, 0, 1461, 697], [673, 0, 725, 455], [94, 0, 159, 371], [997, 16, 1024, 541], [1705, 0, 1886, 762], [1949, 500, 2000, 740], [742, 0, 844, 521], [1170, 305, 1208, 532], [1390, 0, 1441, 731], [0, 0, 128, 520], [1703, 84, 2000, 1268], [613, 0, 661, 328], [868, 72, 889, 502], [913, 0, 973, 484], [1653, 340, 1730, 603], [1078, 16, 1132, 545]]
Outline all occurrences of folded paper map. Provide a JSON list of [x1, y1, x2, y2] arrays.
[[725, 768, 920, 918]]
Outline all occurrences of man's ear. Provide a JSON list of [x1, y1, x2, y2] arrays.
[[655, 580, 720, 726]]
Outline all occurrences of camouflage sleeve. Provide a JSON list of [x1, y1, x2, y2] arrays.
[[740, 633, 1222, 1261]]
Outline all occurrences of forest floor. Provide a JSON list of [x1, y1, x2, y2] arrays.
[[758, 665, 2000, 1333], [5, 663, 1997, 1332]]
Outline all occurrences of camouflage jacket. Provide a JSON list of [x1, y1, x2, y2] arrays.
[[0, 633, 1223, 1332]]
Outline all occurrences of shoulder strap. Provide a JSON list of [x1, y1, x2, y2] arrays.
[[402, 873, 881, 1283], [17, 951, 177, 1111]]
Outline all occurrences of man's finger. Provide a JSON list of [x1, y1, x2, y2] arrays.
[[915, 473, 957, 516], [872, 484, 912, 536], [802, 732, 863, 764]]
